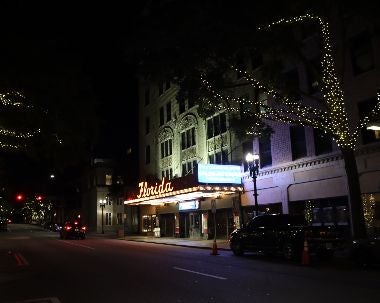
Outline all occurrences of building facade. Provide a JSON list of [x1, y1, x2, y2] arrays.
[[81, 158, 126, 234], [130, 7, 380, 239]]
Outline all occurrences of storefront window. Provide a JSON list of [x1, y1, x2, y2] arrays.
[[142, 215, 157, 232], [289, 197, 349, 227]]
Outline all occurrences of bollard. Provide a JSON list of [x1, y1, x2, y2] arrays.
[[211, 239, 219, 255], [301, 240, 310, 265]]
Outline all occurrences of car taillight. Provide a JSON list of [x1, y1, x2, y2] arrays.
[[81, 226, 87, 231], [65, 226, 72, 230]]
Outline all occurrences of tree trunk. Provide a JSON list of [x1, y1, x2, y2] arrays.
[[341, 147, 367, 239]]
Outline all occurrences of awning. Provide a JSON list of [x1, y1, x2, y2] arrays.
[[124, 184, 243, 205]]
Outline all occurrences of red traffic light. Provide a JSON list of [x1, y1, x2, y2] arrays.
[[16, 194, 24, 201], [36, 195, 43, 201]]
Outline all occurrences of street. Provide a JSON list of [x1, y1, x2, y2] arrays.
[[1, 224, 379, 303]]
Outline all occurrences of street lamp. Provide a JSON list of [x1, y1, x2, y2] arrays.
[[246, 152, 260, 217], [99, 199, 106, 234]]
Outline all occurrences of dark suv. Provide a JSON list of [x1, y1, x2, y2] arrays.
[[230, 214, 344, 259], [60, 221, 87, 239]]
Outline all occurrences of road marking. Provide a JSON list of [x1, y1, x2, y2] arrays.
[[12, 297, 61, 302], [8, 236, 31, 240], [14, 252, 29, 266], [61, 241, 95, 250], [173, 267, 227, 280]]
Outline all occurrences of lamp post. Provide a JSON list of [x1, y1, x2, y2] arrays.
[[246, 152, 260, 217], [99, 199, 106, 234]]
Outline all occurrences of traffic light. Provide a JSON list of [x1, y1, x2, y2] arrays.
[[15, 194, 24, 201], [36, 195, 43, 201]]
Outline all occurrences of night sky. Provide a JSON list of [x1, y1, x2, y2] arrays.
[[0, 1, 143, 192]]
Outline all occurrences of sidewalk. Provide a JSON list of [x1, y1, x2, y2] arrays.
[[124, 235, 231, 251], [87, 232, 231, 250]]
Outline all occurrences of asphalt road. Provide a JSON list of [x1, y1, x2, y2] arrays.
[[1, 224, 379, 303]]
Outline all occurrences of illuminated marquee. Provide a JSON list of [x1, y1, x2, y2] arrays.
[[137, 178, 174, 199], [198, 164, 242, 184]]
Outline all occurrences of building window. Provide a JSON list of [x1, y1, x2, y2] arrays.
[[158, 81, 163, 95], [238, 94, 254, 119], [105, 174, 112, 186], [162, 168, 173, 180], [182, 159, 197, 176], [160, 139, 172, 159], [117, 198, 123, 205], [307, 56, 322, 94], [290, 125, 307, 160], [207, 112, 227, 139], [105, 213, 112, 225], [259, 135, 272, 167], [159, 107, 164, 126], [251, 53, 263, 70], [358, 97, 380, 144], [313, 128, 332, 155], [209, 149, 228, 164], [117, 213, 123, 225], [350, 31, 374, 76], [144, 89, 150, 106], [235, 55, 246, 79], [181, 127, 196, 150], [179, 98, 186, 114], [188, 93, 195, 109], [283, 68, 300, 100], [166, 102, 171, 122], [145, 117, 150, 134], [145, 145, 151, 164], [107, 197, 112, 206]]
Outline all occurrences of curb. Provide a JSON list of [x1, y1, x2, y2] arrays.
[[126, 239, 231, 251]]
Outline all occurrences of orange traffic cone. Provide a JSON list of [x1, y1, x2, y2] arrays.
[[211, 239, 218, 255], [301, 240, 310, 265]]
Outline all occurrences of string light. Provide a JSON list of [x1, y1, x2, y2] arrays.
[[0, 90, 40, 150], [201, 14, 380, 149]]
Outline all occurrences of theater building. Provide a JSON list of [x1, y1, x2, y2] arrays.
[[126, 164, 243, 239], [133, 9, 380, 237]]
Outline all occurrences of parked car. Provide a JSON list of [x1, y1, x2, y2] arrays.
[[349, 237, 380, 267], [59, 221, 87, 239], [0, 217, 7, 231], [46, 222, 62, 232], [229, 214, 346, 260]]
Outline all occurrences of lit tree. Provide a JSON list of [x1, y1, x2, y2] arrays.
[[0, 91, 42, 149], [200, 13, 380, 239], [129, 0, 378, 239], [21, 196, 52, 224]]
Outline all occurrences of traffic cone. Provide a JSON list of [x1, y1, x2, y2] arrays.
[[301, 240, 310, 265], [211, 239, 218, 255]]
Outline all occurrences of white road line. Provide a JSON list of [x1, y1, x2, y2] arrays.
[[173, 266, 227, 280], [61, 241, 95, 250], [13, 297, 61, 303]]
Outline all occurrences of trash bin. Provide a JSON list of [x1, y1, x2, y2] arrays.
[[153, 227, 160, 237]]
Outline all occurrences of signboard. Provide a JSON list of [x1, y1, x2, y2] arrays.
[[179, 200, 199, 211], [137, 178, 174, 199], [197, 164, 242, 184]]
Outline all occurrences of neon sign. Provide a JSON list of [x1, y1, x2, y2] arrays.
[[137, 178, 174, 198]]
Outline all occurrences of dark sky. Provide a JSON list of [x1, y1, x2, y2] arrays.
[[0, 1, 144, 192]]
